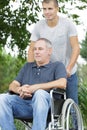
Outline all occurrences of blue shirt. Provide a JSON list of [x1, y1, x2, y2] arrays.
[[15, 61, 66, 88]]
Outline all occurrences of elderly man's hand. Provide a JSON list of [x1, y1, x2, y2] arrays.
[[19, 84, 32, 98]]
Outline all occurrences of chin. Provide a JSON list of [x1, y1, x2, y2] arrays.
[[36, 59, 41, 62]]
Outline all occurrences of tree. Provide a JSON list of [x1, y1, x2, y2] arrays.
[[78, 64, 87, 127], [80, 32, 87, 61], [0, 48, 25, 92], [0, 0, 87, 58], [0, 0, 40, 58]]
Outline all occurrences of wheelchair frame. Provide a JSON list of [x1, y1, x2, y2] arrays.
[[16, 89, 84, 130]]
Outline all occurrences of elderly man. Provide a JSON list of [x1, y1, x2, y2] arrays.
[[0, 38, 66, 130]]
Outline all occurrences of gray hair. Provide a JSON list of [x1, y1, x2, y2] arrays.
[[36, 38, 52, 48]]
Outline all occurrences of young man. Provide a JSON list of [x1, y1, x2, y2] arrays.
[[0, 38, 67, 130], [28, 0, 80, 104]]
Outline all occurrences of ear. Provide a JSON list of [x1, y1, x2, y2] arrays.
[[48, 48, 52, 56]]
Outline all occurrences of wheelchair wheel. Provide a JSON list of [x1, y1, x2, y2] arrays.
[[61, 99, 84, 130]]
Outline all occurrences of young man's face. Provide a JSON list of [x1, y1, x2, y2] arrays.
[[42, 1, 58, 21], [34, 40, 52, 64]]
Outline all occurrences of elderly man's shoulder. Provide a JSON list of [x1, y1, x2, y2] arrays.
[[23, 62, 35, 67], [51, 61, 65, 68]]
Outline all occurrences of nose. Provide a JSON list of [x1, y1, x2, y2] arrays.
[[44, 9, 49, 13], [43, 8, 50, 14]]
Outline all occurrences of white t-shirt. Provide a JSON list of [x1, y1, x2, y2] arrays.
[[30, 16, 78, 75]]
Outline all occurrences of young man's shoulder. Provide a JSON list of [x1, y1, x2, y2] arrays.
[[36, 19, 46, 26], [59, 16, 76, 30], [59, 16, 72, 24]]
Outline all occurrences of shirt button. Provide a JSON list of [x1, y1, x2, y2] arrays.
[[37, 73, 39, 75]]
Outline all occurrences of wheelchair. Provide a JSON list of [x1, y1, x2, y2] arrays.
[[15, 88, 84, 130]]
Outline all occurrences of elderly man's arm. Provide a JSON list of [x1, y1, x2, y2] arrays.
[[9, 78, 66, 98], [9, 80, 22, 94], [9, 80, 32, 98], [26, 78, 67, 94]]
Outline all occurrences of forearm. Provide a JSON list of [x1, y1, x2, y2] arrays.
[[34, 78, 67, 91], [28, 42, 35, 62], [9, 80, 21, 94], [67, 46, 80, 70], [67, 36, 80, 74]]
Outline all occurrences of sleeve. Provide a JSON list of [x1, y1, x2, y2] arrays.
[[55, 62, 67, 80], [67, 18, 78, 37], [30, 22, 40, 41], [14, 63, 27, 85]]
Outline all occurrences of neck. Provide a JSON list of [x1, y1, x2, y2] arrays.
[[47, 16, 59, 27], [36, 60, 50, 67]]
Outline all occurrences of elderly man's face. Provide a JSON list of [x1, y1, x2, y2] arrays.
[[34, 40, 52, 64]]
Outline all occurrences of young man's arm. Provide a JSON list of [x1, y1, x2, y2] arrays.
[[66, 36, 80, 77], [28, 41, 35, 62]]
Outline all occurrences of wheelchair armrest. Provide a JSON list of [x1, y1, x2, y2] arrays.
[[50, 88, 66, 101], [53, 88, 66, 100]]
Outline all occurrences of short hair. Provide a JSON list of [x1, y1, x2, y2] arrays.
[[36, 38, 52, 48], [42, 0, 58, 7]]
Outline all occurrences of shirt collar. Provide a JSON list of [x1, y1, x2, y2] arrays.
[[32, 61, 52, 68]]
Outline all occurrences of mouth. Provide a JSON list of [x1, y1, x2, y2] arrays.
[[45, 15, 51, 18], [35, 55, 41, 58]]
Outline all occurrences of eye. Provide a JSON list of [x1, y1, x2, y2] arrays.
[[48, 8, 53, 10], [39, 47, 44, 50], [42, 7, 53, 11], [42, 8, 46, 11]]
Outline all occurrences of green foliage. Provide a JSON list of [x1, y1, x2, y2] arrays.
[[78, 64, 87, 127], [14, 119, 25, 130], [0, 0, 40, 58], [80, 32, 87, 61], [0, 48, 25, 93], [79, 86, 87, 126]]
